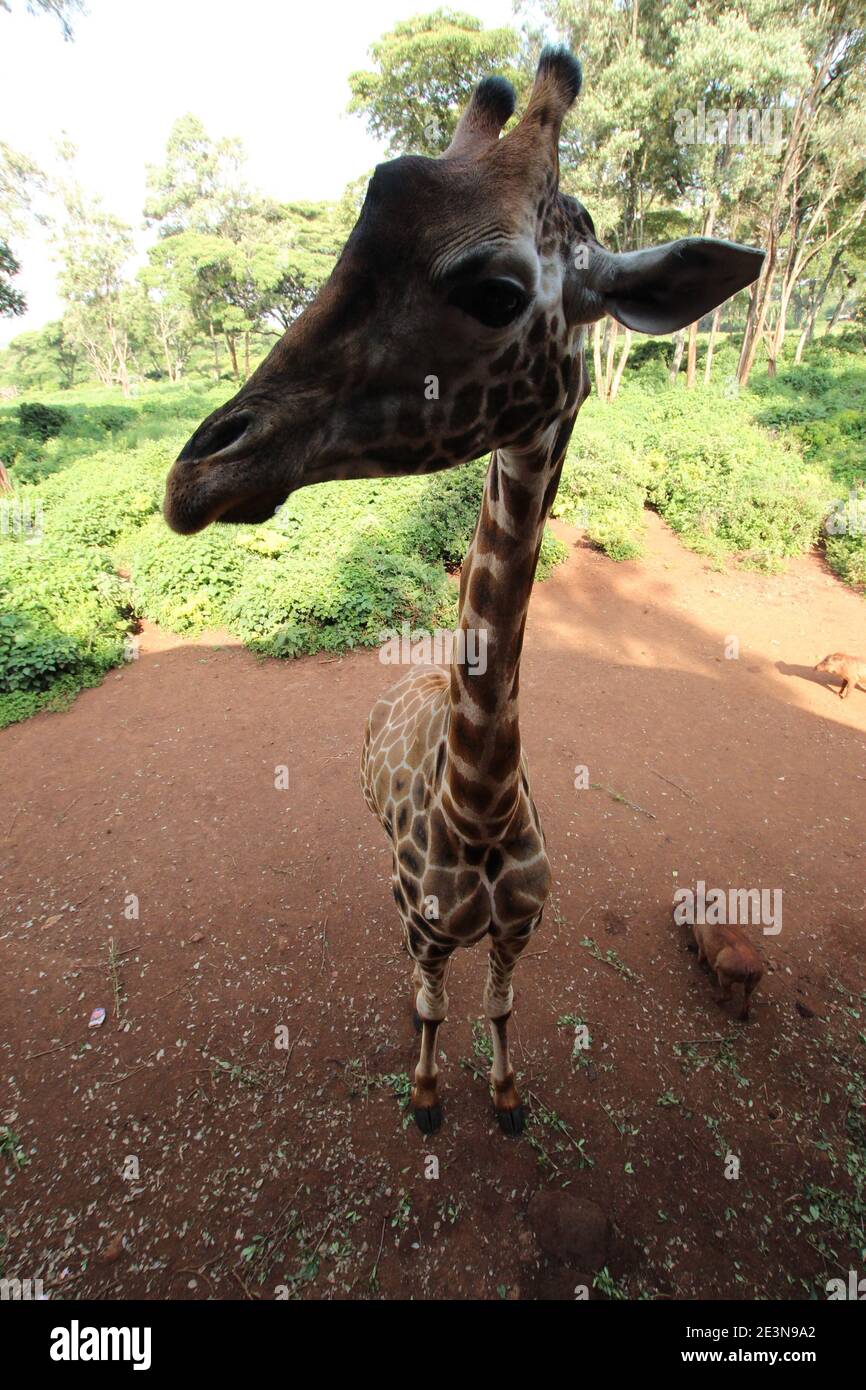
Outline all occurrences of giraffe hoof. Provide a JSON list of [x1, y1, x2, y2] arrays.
[[496, 1104, 525, 1137], [413, 1102, 443, 1135]]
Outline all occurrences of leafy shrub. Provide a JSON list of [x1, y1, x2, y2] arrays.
[[0, 610, 79, 691], [124, 518, 247, 632], [93, 406, 136, 433], [225, 542, 454, 656], [36, 445, 164, 547], [646, 419, 827, 566], [556, 418, 651, 560], [555, 372, 838, 570], [824, 535, 866, 594], [18, 401, 69, 440], [0, 536, 127, 726], [125, 464, 564, 653], [0, 422, 45, 478]]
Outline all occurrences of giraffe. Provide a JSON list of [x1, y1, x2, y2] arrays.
[[164, 47, 764, 1135]]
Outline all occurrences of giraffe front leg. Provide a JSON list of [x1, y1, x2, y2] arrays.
[[483, 920, 537, 1137], [410, 961, 423, 1034], [410, 952, 450, 1135]]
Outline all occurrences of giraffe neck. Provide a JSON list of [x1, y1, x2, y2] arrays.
[[441, 421, 573, 842]]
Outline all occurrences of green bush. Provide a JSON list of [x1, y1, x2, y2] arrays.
[[0, 422, 45, 479], [0, 610, 79, 691], [36, 445, 165, 547], [0, 536, 128, 726], [646, 414, 827, 566], [552, 367, 845, 571], [2, 345, 864, 730], [556, 416, 651, 560], [225, 541, 453, 656], [825, 534, 866, 594], [92, 405, 136, 433], [18, 401, 69, 440], [124, 518, 248, 632]]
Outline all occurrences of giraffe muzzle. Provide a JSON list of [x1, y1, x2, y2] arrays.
[[164, 406, 297, 534]]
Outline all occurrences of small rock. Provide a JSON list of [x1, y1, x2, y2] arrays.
[[796, 998, 820, 1019], [189, 932, 204, 944], [527, 1191, 610, 1269], [98, 1236, 124, 1265], [517, 1227, 540, 1265]]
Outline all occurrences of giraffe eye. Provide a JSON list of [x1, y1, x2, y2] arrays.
[[448, 277, 528, 328]]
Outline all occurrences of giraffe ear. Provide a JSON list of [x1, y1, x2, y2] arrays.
[[443, 75, 516, 159], [598, 238, 765, 335]]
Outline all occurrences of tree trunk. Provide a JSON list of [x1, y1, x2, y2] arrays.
[[738, 250, 778, 387], [604, 319, 618, 401], [669, 330, 686, 384], [826, 290, 850, 334], [592, 319, 604, 398], [161, 329, 175, 382], [243, 331, 251, 379], [609, 328, 633, 401], [794, 327, 809, 364], [209, 322, 220, 380], [225, 331, 240, 379], [703, 308, 721, 384], [768, 275, 799, 375], [795, 247, 845, 362], [686, 320, 699, 387]]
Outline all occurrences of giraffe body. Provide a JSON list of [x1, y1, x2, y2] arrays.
[[361, 664, 549, 1131], [360, 401, 585, 1129], [362, 665, 549, 953]]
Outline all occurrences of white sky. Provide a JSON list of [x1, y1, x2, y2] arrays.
[[0, 0, 525, 345]]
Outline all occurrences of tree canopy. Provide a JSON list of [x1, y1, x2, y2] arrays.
[[1, 2, 864, 393]]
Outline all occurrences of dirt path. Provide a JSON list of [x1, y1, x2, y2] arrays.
[[2, 513, 864, 1301]]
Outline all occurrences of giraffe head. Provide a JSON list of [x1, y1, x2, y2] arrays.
[[164, 47, 763, 534]]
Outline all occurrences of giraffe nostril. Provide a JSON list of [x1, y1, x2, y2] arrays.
[[182, 411, 254, 462]]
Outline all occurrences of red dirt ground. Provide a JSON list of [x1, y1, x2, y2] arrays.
[[2, 514, 865, 1301]]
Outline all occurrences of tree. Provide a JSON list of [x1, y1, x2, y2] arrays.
[[523, 0, 866, 388], [0, 320, 83, 389], [145, 113, 346, 378], [763, 73, 866, 372], [348, 8, 521, 155], [1, 141, 45, 316], [0, 238, 25, 316], [735, 0, 866, 384], [145, 114, 249, 239], [0, 0, 84, 41], [532, 0, 688, 394], [135, 263, 194, 383], [665, 4, 809, 385], [246, 200, 343, 331], [145, 229, 243, 380], [54, 181, 136, 394]]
